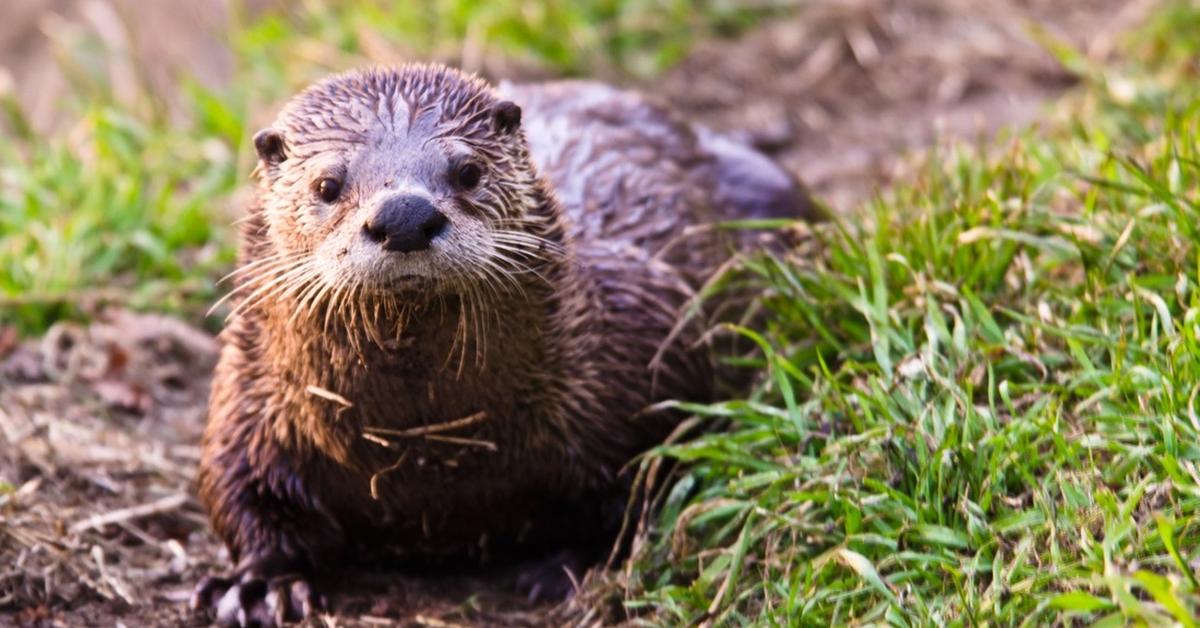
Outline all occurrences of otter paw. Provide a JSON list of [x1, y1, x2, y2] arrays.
[[192, 572, 322, 627], [516, 550, 590, 603]]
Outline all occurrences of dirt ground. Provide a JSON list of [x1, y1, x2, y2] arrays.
[[0, 1, 1155, 626], [660, 0, 1156, 209]]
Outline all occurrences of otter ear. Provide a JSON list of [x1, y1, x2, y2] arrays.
[[491, 101, 521, 135], [253, 128, 287, 165]]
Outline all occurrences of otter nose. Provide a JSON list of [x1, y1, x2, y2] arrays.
[[363, 195, 449, 253]]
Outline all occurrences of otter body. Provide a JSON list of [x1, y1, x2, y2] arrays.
[[195, 65, 809, 625]]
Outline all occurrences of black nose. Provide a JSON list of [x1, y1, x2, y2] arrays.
[[363, 195, 449, 253]]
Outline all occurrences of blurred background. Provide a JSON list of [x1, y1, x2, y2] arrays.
[[0, 0, 1148, 334]]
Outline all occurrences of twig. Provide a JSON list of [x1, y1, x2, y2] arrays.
[[362, 433, 392, 448], [369, 451, 409, 500], [413, 615, 468, 628], [424, 434, 497, 451], [69, 493, 189, 534], [92, 545, 137, 605], [363, 411, 487, 438], [305, 385, 354, 407]]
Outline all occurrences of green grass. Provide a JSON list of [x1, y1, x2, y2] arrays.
[[617, 4, 1200, 625], [0, 98, 240, 332], [0, 0, 777, 333]]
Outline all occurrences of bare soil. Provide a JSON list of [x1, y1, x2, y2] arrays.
[[0, 1, 1155, 626], [659, 0, 1154, 210]]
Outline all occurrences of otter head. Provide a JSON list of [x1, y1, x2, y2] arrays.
[[251, 65, 551, 306]]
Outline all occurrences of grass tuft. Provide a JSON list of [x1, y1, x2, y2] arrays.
[[0, 101, 238, 332], [618, 4, 1200, 624]]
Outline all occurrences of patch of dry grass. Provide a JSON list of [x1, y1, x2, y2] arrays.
[[0, 312, 217, 624]]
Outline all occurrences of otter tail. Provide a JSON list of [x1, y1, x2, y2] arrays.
[[695, 128, 821, 222]]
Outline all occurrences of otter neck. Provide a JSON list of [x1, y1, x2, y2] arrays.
[[302, 281, 565, 374]]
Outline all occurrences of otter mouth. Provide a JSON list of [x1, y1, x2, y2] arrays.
[[363, 274, 436, 293]]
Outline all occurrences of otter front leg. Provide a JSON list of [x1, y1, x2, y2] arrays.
[[192, 560, 322, 627], [192, 420, 343, 626]]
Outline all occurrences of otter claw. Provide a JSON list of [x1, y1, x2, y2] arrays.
[[193, 572, 321, 627], [192, 574, 235, 612], [516, 550, 589, 604]]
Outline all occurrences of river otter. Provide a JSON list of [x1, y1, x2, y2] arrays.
[[193, 64, 811, 626]]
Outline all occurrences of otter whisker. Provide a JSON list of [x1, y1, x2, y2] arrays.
[[441, 262, 473, 375], [490, 223, 561, 239], [492, 218, 563, 235], [486, 245, 547, 271], [343, 279, 367, 360], [380, 296, 402, 341], [295, 265, 343, 325], [290, 274, 331, 327], [467, 283, 488, 369], [217, 252, 300, 284], [469, 256, 515, 290], [288, 274, 323, 316], [265, 277, 321, 324], [223, 264, 308, 320], [479, 264, 513, 302], [441, 260, 496, 372], [323, 272, 348, 336], [470, 274, 504, 363], [349, 289, 366, 349], [208, 255, 310, 316], [471, 258, 525, 302], [487, 239, 543, 259], [339, 278, 357, 333], [453, 263, 507, 363], [272, 263, 322, 300], [459, 290, 476, 376], [490, 231, 560, 249], [331, 273, 376, 343], [229, 262, 322, 321], [491, 230, 566, 259], [443, 289, 468, 375], [483, 250, 549, 286], [358, 289, 390, 348]]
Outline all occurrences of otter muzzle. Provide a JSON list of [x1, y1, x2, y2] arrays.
[[363, 194, 449, 253]]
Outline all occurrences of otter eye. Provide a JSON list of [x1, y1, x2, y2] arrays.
[[454, 162, 483, 191], [317, 178, 342, 203]]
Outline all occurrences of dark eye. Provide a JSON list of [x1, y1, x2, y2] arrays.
[[454, 162, 483, 190], [316, 178, 342, 203]]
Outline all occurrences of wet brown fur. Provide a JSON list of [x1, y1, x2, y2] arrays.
[[196, 64, 809, 620]]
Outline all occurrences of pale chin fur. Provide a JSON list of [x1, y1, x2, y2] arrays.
[[314, 226, 507, 297]]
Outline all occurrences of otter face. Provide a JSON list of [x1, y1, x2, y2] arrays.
[[251, 66, 548, 300]]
